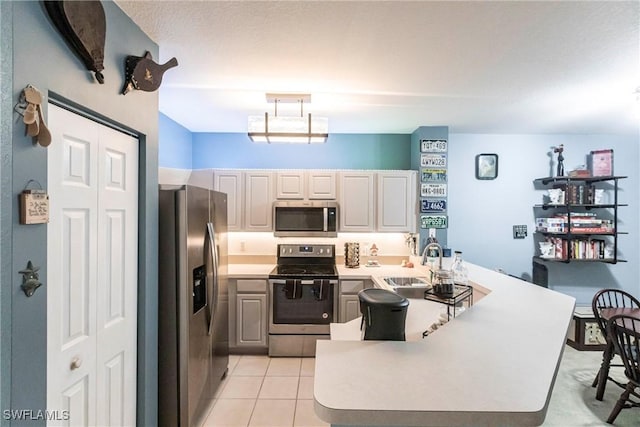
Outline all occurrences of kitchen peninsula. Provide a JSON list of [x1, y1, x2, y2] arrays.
[[314, 260, 576, 427]]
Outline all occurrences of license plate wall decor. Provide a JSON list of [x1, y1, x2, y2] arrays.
[[421, 183, 447, 197], [421, 215, 448, 229], [420, 139, 448, 153], [421, 168, 447, 182], [421, 153, 447, 168], [421, 199, 447, 213]]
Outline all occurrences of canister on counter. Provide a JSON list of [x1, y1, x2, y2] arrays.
[[344, 242, 360, 268]]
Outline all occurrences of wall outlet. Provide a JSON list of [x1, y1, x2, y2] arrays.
[[240, 241, 246, 252]]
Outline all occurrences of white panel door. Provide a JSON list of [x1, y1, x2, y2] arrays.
[[95, 125, 138, 426], [47, 105, 99, 427], [47, 104, 138, 427]]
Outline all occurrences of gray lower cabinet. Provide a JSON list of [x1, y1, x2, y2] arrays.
[[340, 295, 361, 323], [229, 278, 268, 353], [236, 294, 267, 346], [339, 279, 374, 323]]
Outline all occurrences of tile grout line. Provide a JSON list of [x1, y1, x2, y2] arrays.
[[247, 356, 269, 426]]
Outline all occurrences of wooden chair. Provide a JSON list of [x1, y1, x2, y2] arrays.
[[605, 314, 640, 424], [591, 289, 640, 400]]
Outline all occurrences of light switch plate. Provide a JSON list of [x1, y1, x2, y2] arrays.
[[513, 225, 527, 239]]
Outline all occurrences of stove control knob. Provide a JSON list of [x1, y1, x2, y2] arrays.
[[288, 248, 293, 254], [319, 248, 324, 254], [327, 248, 331, 255]]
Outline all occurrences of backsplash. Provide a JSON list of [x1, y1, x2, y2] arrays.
[[228, 232, 413, 264]]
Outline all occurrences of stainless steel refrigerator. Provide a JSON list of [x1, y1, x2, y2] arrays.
[[158, 185, 229, 427]]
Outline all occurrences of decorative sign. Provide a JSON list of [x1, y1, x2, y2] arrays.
[[421, 215, 448, 229], [19, 190, 49, 224], [421, 153, 447, 168], [421, 183, 447, 198], [420, 139, 447, 153], [421, 199, 447, 213], [421, 168, 447, 182]]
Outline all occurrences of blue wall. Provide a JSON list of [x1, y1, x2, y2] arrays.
[[191, 132, 411, 169], [0, 0, 12, 418], [3, 2, 159, 425], [159, 112, 192, 169], [447, 133, 640, 305]]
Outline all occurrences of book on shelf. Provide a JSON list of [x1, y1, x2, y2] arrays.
[[561, 183, 596, 204], [536, 215, 613, 233], [543, 237, 607, 260]]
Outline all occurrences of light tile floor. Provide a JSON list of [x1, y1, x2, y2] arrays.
[[202, 347, 639, 427], [202, 355, 328, 427]]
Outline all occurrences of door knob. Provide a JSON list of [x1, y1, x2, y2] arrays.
[[70, 357, 82, 370]]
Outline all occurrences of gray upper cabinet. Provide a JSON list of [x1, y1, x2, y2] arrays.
[[276, 171, 305, 199], [213, 168, 415, 233], [376, 171, 417, 232], [244, 171, 274, 231], [338, 172, 376, 232], [307, 171, 337, 199], [213, 170, 243, 231], [276, 170, 337, 200]]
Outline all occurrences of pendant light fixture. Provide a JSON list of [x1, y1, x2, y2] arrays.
[[248, 93, 328, 144]]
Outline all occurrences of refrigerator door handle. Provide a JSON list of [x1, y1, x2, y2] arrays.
[[206, 222, 219, 336]]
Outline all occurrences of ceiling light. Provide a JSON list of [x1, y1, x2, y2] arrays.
[[248, 93, 328, 144]]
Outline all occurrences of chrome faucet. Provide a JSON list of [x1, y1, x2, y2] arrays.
[[421, 242, 443, 269]]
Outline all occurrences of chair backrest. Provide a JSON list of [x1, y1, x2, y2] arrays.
[[592, 289, 640, 335], [607, 314, 640, 383]]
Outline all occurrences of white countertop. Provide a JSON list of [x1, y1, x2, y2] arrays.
[[228, 263, 274, 277], [314, 261, 576, 427]]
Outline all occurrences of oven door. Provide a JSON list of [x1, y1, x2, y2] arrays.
[[269, 279, 337, 334]]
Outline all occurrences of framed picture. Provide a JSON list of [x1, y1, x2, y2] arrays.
[[475, 153, 498, 180], [589, 149, 613, 177]]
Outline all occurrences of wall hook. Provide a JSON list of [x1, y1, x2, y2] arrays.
[[19, 260, 42, 297]]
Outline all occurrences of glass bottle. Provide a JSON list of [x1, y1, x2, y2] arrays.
[[451, 251, 468, 286]]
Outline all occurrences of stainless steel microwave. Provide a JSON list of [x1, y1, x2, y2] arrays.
[[273, 201, 338, 237]]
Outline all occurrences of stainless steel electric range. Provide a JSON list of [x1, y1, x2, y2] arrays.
[[268, 244, 338, 356]]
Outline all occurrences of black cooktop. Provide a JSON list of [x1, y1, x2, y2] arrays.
[[269, 264, 338, 279]]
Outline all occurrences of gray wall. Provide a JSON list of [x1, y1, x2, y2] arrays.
[[3, 2, 159, 425], [1, 0, 13, 421], [447, 133, 640, 305]]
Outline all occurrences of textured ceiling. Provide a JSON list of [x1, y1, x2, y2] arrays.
[[115, 1, 640, 135]]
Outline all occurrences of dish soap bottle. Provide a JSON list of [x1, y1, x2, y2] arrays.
[[451, 251, 468, 286]]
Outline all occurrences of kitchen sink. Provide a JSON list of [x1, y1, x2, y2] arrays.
[[382, 276, 431, 299], [383, 276, 430, 287]]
